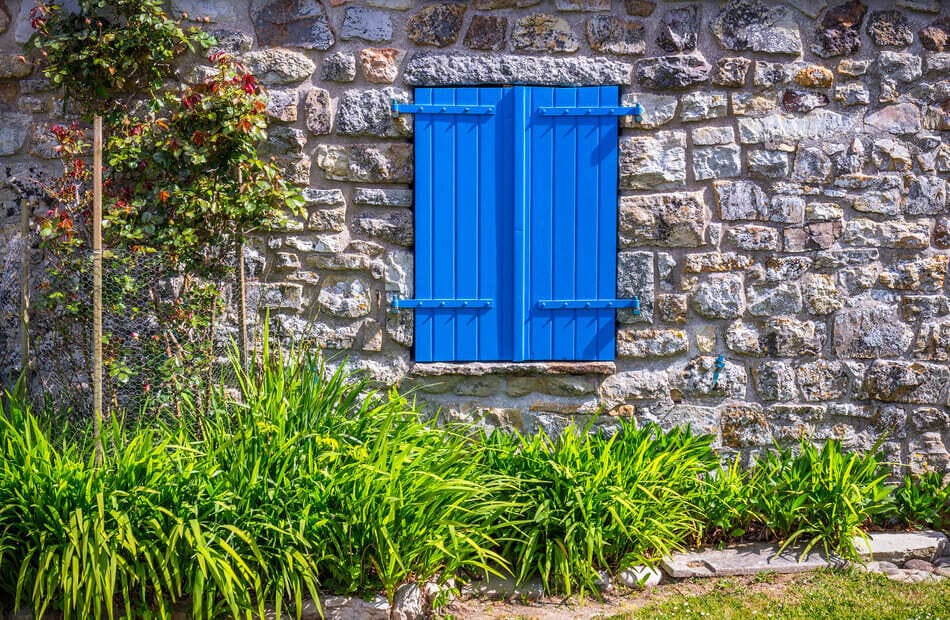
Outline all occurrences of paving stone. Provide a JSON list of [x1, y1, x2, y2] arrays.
[[859, 531, 949, 562]]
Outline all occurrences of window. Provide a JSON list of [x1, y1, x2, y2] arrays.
[[396, 85, 637, 362]]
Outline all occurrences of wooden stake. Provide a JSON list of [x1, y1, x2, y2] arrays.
[[19, 199, 30, 382], [93, 116, 104, 464]]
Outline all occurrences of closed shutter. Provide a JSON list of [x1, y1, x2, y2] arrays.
[[413, 87, 514, 362], [514, 86, 620, 361]]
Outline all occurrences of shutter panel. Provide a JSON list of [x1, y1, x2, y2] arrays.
[[413, 87, 514, 362], [515, 86, 620, 361]]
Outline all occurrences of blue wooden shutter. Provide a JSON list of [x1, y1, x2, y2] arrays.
[[514, 86, 620, 361], [413, 87, 514, 362]]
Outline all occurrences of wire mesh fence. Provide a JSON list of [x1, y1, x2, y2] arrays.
[[1, 199, 246, 421]]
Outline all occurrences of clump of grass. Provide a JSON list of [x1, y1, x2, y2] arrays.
[[483, 422, 718, 596]]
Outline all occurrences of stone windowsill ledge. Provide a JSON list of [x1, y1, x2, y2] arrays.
[[409, 361, 616, 377]]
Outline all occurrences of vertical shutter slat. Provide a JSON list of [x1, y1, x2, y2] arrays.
[[413, 87, 512, 361], [519, 85, 620, 361]]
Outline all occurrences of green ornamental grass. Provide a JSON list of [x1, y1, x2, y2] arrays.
[[1, 340, 948, 617]]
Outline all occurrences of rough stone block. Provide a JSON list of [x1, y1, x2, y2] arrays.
[[620, 131, 686, 189], [619, 190, 707, 248]]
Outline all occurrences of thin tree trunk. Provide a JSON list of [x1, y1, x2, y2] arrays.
[[92, 115, 104, 464]]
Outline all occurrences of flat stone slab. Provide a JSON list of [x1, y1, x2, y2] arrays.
[[857, 531, 949, 563], [661, 531, 949, 579], [661, 543, 831, 578]]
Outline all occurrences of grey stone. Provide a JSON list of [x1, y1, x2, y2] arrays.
[[556, 0, 611, 10], [843, 219, 930, 249], [471, 575, 545, 602], [322, 52, 357, 82], [747, 283, 803, 316], [242, 49, 315, 84], [625, 0, 656, 16], [710, 0, 802, 54], [792, 147, 832, 184], [692, 274, 745, 319], [353, 210, 413, 247], [318, 277, 373, 319], [714, 180, 769, 220], [738, 109, 858, 144], [865, 361, 949, 405], [680, 356, 747, 398], [834, 301, 915, 359], [636, 54, 712, 90], [403, 53, 632, 86], [866, 10, 914, 47], [302, 189, 345, 206], [727, 320, 765, 356], [617, 329, 689, 358], [752, 61, 792, 88], [621, 93, 677, 129], [0, 53, 31, 79], [726, 224, 779, 251], [683, 252, 754, 274], [754, 361, 797, 401], [321, 594, 391, 620], [599, 370, 670, 405], [731, 92, 779, 116], [354, 188, 413, 208], [720, 403, 770, 447], [692, 145, 741, 180], [316, 144, 413, 184], [619, 131, 686, 190], [304, 88, 331, 135], [407, 3, 466, 47], [713, 56, 751, 87], [337, 88, 411, 138], [657, 5, 699, 52], [798, 360, 849, 401], [834, 82, 871, 106], [512, 14, 579, 52], [618, 566, 662, 588], [865, 103, 922, 135], [680, 91, 728, 122], [691, 126, 735, 146], [877, 51, 922, 82], [748, 149, 790, 179], [464, 15, 508, 51], [586, 15, 646, 55], [340, 7, 392, 42], [393, 583, 425, 620], [765, 256, 813, 282], [762, 317, 823, 357], [617, 251, 655, 323], [812, 0, 868, 58], [802, 273, 842, 315], [170, 0, 241, 23], [619, 190, 707, 248], [782, 89, 830, 114], [858, 531, 948, 563], [252, 0, 334, 50], [208, 28, 254, 55], [662, 543, 829, 579], [878, 256, 949, 292], [0, 2, 8, 34], [906, 175, 948, 215], [266, 88, 299, 123], [1, 113, 35, 156]]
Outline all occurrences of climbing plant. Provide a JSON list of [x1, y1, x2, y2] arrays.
[[26, 3, 303, 418]]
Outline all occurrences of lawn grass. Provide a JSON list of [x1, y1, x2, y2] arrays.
[[615, 570, 950, 620]]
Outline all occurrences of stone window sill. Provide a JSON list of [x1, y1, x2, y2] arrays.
[[409, 361, 616, 377]]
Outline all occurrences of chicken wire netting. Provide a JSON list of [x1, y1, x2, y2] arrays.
[[1, 210, 236, 421]]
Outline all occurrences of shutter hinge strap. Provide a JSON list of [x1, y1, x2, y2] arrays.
[[391, 295, 493, 310], [536, 103, 644, 122], [391, 100, 496, 117], [536, 297, 641, 314]]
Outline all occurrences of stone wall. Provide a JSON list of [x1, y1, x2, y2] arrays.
[[1, 0, 949, 469]]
